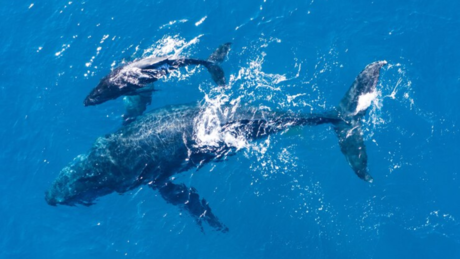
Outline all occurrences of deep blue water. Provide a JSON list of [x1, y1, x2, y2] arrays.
[[1, 0, 459, 258]]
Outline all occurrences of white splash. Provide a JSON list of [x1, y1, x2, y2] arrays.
[[84, 35, 111, 70], [100, 34, 109, 44], [193, 47, 298, 153], [355, 91, 378, 115], [193, 90, 237, 148], [55, 44, 70, 57], [159, 19, 188, 30], [195, 16, 207, 26], [142, 35, 202, 59]]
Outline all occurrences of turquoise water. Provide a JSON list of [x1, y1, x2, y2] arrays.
[[1, 0, 459, 258]]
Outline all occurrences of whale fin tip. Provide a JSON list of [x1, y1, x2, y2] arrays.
[[153, 182, 228, 232], [207, 43, 232, 63], [202, 43, 232, 86]]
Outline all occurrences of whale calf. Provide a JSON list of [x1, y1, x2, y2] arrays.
[[84, 43, 231, 123], [46, 61, 387, 231]]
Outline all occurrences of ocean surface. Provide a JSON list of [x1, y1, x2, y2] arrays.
[[1, 0, 459, 258]]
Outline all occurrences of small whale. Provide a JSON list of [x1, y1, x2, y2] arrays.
[[83, 43, 232, 107], [46, 61, 387, 232]]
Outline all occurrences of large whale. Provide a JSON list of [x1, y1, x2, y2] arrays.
[[46, 61, 387, 232], [84, 43, 231, 124]]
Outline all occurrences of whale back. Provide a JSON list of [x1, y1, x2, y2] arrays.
[[131, 56, 170, 69]]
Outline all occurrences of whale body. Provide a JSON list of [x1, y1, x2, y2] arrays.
[[84, 43, 231, 107], [46, 61, 387, 231]]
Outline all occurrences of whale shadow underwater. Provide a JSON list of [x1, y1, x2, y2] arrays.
[[46, 61, 387, 232]]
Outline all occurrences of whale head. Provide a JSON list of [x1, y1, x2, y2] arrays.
[[84, 78, 112, 106], [84, 66, 149, 106], [84, 75, 132, 106], [45, 151, 117, 206]]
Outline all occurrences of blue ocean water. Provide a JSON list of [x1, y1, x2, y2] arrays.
[[1, 0, 459, 258]]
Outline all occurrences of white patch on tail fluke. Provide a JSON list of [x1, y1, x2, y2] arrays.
[[354, 91, 378, 115]]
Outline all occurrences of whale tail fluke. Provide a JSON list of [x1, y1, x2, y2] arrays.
[[203, 43, 232, 86], [334, 122, 372, 182], [331, 61, 387, 182], [208, 43, 232, 63]]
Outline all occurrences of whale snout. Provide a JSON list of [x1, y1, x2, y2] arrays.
[[84, 84, 126, 106], [84, 98, 93, 106], [45, 187, 81, 206], [84, 96, 99, 106], [84, 78, 114, 106], [84, 90, 114, 106], [45, 189, 60, 206]]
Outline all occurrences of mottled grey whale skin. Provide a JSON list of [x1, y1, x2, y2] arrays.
[[46, 61, 386, 232]]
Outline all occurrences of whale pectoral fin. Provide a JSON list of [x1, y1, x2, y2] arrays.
[[334, 121, 373, 182], [122, 91, 153, 125], [154, 182, 228, 232]]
